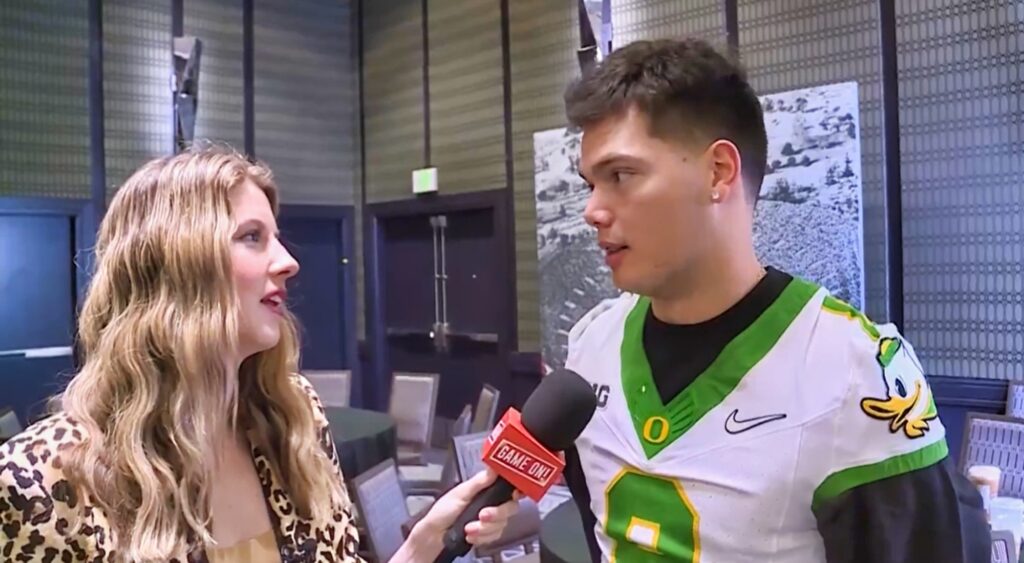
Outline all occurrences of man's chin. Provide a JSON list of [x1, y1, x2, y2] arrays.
[[610, 273, 640, 295]]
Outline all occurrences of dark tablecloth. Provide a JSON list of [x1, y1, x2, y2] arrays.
[[324, 407, 397, 480], [540, 500, 592, 563]]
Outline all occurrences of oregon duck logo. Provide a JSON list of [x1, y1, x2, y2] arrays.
[[860, 337, 938, 439], [642, 416, 670, 444]]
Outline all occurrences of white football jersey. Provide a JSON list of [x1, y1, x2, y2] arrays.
[[565, 278, 947, 563]]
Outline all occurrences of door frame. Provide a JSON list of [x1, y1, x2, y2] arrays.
[[0, 196, 98, 311], [363, 189, 516, 411], [278, 204, 360, 406]]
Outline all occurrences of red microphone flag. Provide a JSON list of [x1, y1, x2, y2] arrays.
[[480, 408, 565, 502]]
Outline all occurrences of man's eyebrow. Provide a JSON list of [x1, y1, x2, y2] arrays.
[[582, 153, 643, 180]]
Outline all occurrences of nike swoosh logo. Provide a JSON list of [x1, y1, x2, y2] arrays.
[[724, 409, 788, 435]]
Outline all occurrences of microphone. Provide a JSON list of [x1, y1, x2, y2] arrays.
[[436, 369, 597, 562]]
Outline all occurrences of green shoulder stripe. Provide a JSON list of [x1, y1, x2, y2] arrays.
[[812, 439, 949, 510]]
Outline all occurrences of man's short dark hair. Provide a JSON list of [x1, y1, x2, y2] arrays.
[[565, 38, 768, 204]]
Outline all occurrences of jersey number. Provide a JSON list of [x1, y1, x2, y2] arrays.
[[605, 470, 700, 562]]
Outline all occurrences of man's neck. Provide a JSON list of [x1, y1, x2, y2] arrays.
[[649, 252, 765, 325]]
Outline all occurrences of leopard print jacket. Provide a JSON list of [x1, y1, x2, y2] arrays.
[[0, 375, 365, 562]]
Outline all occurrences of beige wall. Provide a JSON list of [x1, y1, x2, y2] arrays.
[[428, 0, 505, 195], [254, 0, 358, 206], [507, 0, 579, 351], [360, 0, 736, 350]]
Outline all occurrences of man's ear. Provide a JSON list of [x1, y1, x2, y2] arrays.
[[707, 139, 742, 203]]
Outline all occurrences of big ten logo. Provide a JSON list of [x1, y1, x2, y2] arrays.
[[591, 383, 610, 408]]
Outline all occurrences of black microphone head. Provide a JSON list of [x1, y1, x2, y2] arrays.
[[520, 368, 597, 451]]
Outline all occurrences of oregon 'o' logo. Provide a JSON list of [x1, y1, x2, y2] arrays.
[[643, 416, 670, 444]]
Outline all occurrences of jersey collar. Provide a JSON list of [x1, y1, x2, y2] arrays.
[[620, 278, 820, 459]]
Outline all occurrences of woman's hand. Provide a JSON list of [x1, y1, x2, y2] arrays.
[[391, 468, 521, 562]]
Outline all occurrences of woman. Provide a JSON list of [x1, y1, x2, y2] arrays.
[[0, 147, 517, 562]]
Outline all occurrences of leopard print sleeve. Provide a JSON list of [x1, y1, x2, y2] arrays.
[[291, 373, 366, 562], [0, 414, 103, 562]]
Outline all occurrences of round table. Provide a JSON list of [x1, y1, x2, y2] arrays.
[[540, 500, 592, 563], [324, 407, 397, 479]]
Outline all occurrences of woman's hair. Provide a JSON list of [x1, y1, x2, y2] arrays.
[[59, 145, 345, 561]]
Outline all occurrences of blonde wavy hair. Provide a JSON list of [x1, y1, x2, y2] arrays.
[[59, 146, 345, 561]]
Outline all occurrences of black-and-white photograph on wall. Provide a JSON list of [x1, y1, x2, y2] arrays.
[[534, 80, 865, 369], [755, 81, 865, 309], [534, 127, 618, 369]]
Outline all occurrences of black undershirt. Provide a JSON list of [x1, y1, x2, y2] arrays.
[[644, 267, 792, 403], [562, 268, 989, 563]]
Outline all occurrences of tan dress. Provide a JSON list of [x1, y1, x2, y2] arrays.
[[207, 530, 282, 563]]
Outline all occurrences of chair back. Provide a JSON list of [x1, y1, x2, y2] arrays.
[[471, 384, 500, 434], [959, 412, 1024, 498], [453, 403, 473, 438], [303, 370, 352, 408], [1006, 383, 1024, 418], [388, 372, 440, 448], [351, 459, 411, 562], [452, 431, 489, 482], [990, 529, 1017, 563], [428, 405, 474, 490], [0, 407, 22, 446]]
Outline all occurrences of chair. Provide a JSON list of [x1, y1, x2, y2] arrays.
[[303, 370, 352, 408], [452, 403, 474, 438], [474, 502, 542, 563], [452, 432, 542, 562], [0, 406, 22, 446], [429, 401, 476, 451], [453, 431, 491, 481], [401, 404, 473, 495], [350, 459, 412, 562], [959, 413, 1024, 498], [399, 406, 476, 543], [388, 372, 440, 465], [990, 529, 1017, 563], [471, 384, 501, 434], [1007, 383, 1024, 418]]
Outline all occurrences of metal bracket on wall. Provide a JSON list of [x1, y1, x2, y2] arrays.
[[172, 36, 202, 153]]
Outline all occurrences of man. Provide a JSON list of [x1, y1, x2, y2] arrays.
[[560, 38, 989, 562]]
